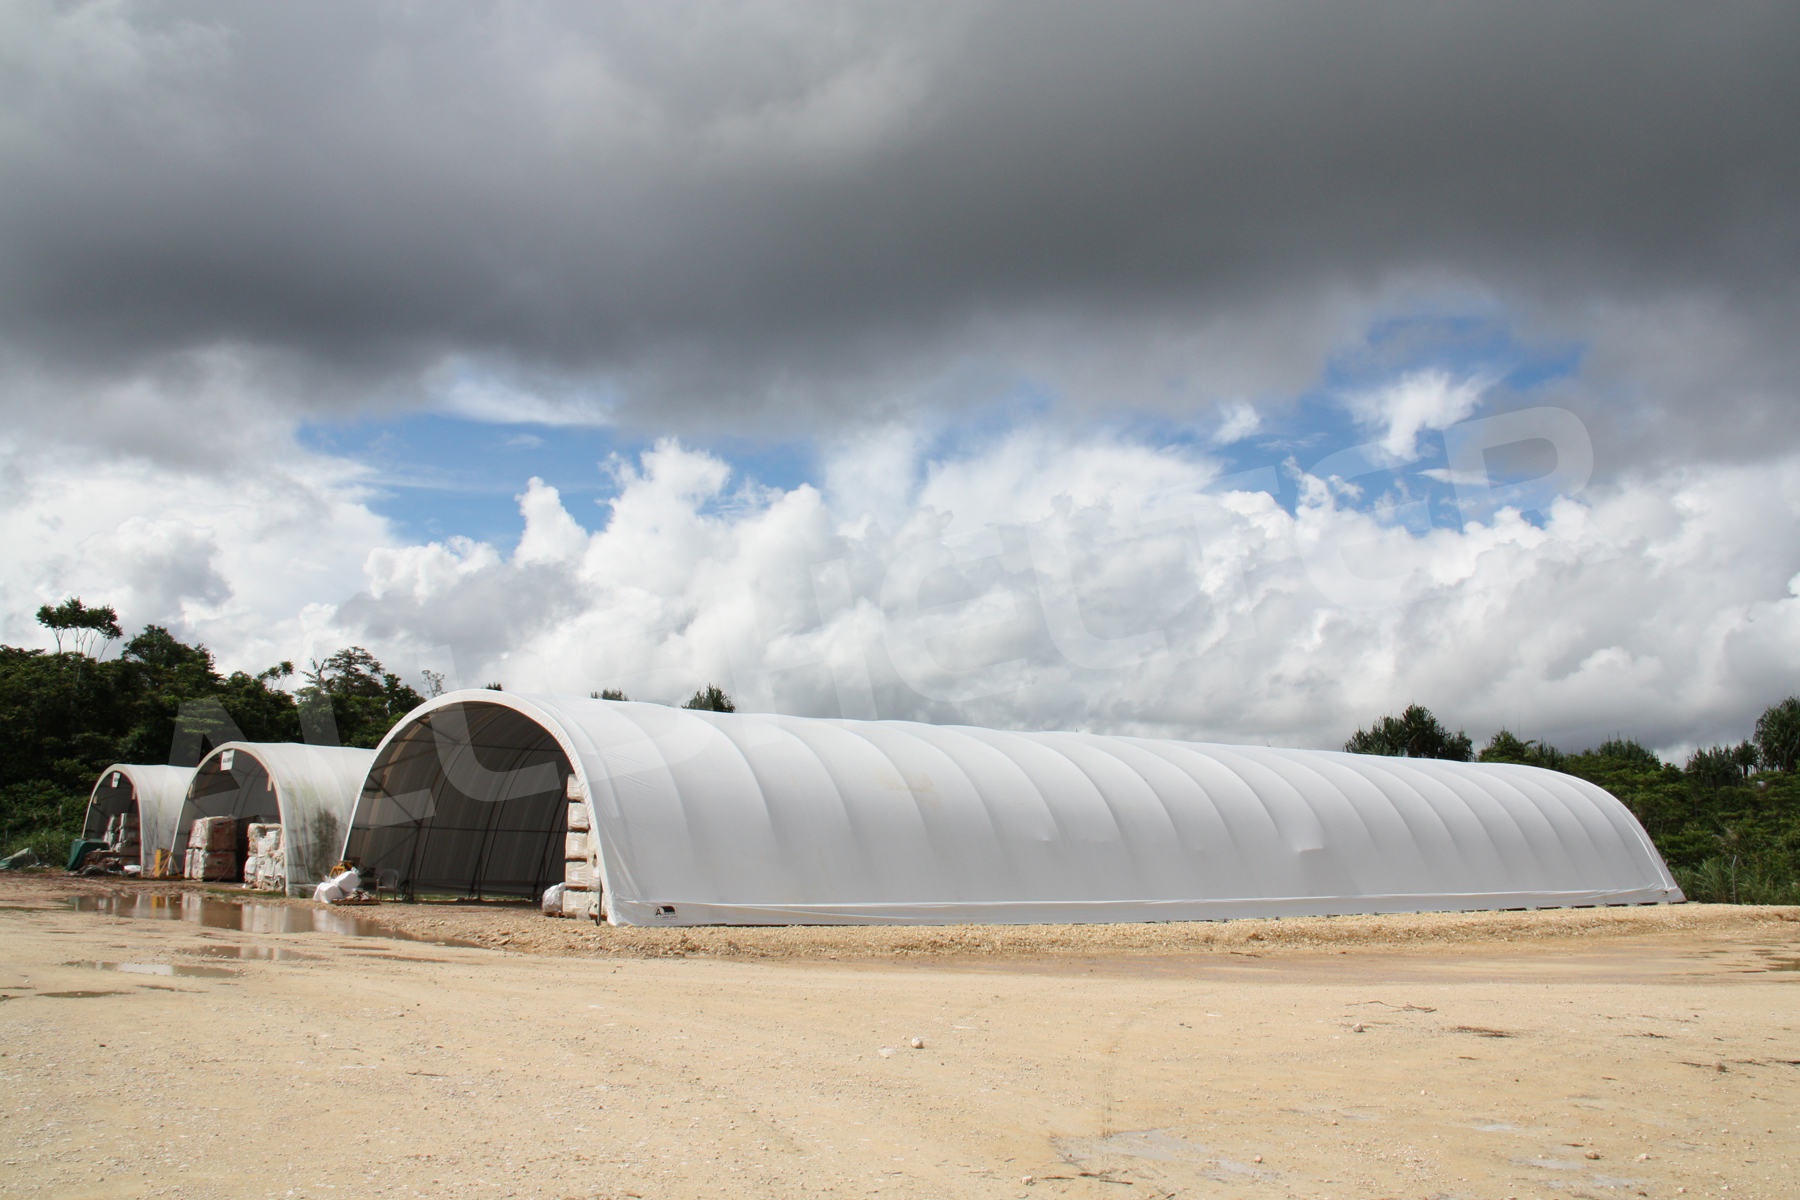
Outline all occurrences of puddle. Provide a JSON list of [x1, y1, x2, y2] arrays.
[[189, 945, 312, 962], [68, 895, 481, 947], [39, 990, 130, 998], [1751, 950, 1800, 972], [1515, 1156, 1585, 1171], [64, 960, 238, 979], [1056, 1130, 1280, 1183]]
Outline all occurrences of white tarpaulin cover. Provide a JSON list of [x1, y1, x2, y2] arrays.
[[351, 690, 1684, 928], [177, 743, 376, 896], [83, 764, 193, 871], [346, 691, 1681, 925]]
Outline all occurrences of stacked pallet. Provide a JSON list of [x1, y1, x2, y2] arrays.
[[185, 815, 239, 881], [240, 823, 286, 891], [104, 812, 140, 860], [561, 777, 600, 920]]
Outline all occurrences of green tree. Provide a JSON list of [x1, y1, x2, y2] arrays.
[[683, 684, 736, 713], [1755, 696, 1800, 774], [1478, 729, 1565, 769], [1, 621, 301, 859], [35, 597, 122, 658], [300, 647, 425, 748], [1344, 704, 1472, 760], [1593, 737, 1662, 770], [1686, 744, 1747, 792]]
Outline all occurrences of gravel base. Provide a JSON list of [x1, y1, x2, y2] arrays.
[[14, 870, 1797, 960]]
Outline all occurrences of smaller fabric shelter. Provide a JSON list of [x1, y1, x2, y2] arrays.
[[83, 765, 193, 872], [175, 743, 375, 896]]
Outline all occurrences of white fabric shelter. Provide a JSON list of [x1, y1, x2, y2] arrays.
[[177, 743, 375, 896], [346, 691, 1681, 925], [84, 765, 193, 871]]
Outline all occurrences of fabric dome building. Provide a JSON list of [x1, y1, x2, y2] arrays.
[[177, 743, 376, 896], [83, 765, 194, 872], [343, 691, 1681, 925]]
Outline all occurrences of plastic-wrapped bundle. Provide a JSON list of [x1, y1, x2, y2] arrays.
[[312, 868, 361, 903], [541, 882, 566, 914], [188, 815, 237, 850], [185, 848, 236, 880]]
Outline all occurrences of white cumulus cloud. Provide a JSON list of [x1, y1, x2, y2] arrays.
[[6, 414, 1798, 760]]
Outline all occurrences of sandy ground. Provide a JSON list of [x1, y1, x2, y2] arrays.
[[1, 877, 1796, 1200]]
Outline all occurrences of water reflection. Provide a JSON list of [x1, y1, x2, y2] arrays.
[[63, 960, 238, 978], [190, 944, 312, 961], [68, 893, 478, 946]]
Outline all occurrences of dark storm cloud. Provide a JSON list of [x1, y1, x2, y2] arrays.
[[3, 1, 1796, 436]]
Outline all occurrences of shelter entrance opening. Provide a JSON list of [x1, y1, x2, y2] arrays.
[[77, 770, 144, 872], [179, 752, 281, 884], [347, 702, 575, 903]]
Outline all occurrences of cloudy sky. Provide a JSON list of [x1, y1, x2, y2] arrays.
[[4, 0, 1797, 757]]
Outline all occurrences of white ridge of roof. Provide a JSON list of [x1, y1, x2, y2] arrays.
[[350, 690, 1682, 926]]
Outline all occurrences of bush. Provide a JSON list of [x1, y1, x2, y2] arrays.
[[1671, 855, 1800, 906], [0, 780, 86, 863]]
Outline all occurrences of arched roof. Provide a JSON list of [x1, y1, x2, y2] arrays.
[[348, 691, 1681, 925], [85, 764, 193, 871], [180, 743, 375, 895]]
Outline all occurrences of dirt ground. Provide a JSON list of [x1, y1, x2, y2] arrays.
[[2, 875, 1796, 1200]]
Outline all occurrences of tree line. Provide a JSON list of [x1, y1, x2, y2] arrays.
[[4, 600, 1794, 903], [2, 602, 423, 859], [1, 599, 745, 862], [1344, 702, 1800, 904]]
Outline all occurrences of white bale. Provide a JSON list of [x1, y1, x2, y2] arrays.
[[312, 868, 361, 903], [566, 800, 591, 831], [541, 883, 566, 914]]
